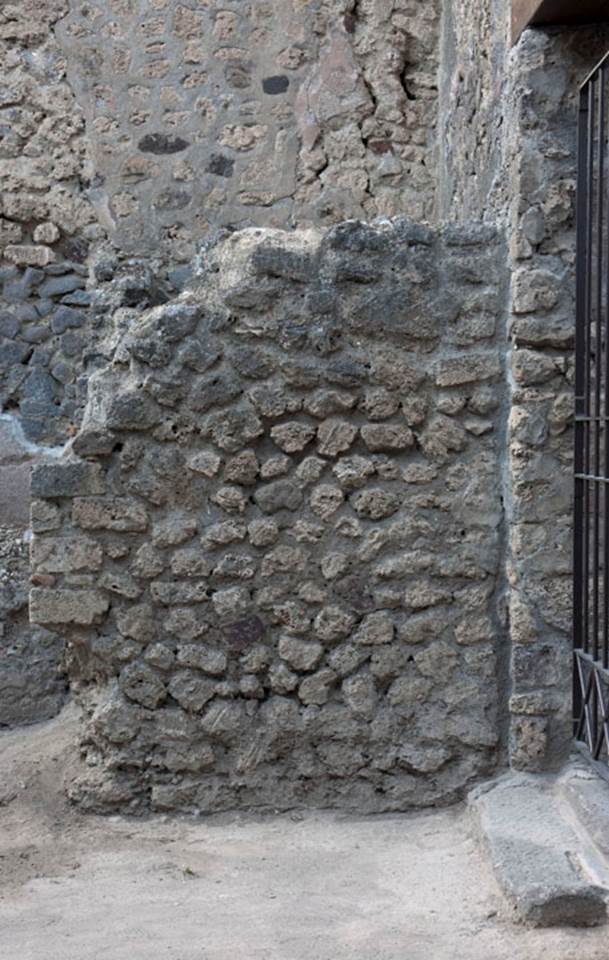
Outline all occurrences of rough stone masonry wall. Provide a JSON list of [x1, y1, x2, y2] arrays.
[[0, 0, 442, 727], [29, 220, 508, 813], [438, 10, 609, 772], [0, 0, 101, 446], [437, 0, 508, 222], [504, 26, 609, 771], [0, 0, 442, 445]]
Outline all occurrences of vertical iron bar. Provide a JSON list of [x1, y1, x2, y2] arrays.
[[603, 65, 609, 671], [583, 78, 595, 660], [575, 83, 590, 732], [594, 73, 604, 665]]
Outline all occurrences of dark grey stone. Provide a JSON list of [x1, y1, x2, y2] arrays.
[[138, 133, 190, 154], [106, 391, 162, 431], [229, 346, 275, 380], [20, 417, 54, 442], [31, 460, 104, 498], [51, 361, 75, 384], [60, 331, 86, 357], [150, 302, 201, 343], [189, 371, 241, 413], [0, 342, 30, 365], [207, 154, 235, 178], [177, 338, 222, 373], [72, 428, 117, 456], [262, 75, 289, 94], [19, 398, 57, 419], [22, 368, 55, 401], [15, 304, 39, 322], [50, 306, 86, 334], [325, 357, 368, 388], [3, 278, 30, 302], [20, 324, 51, 344], [29, 348, 51, 367], [167, 265, 193, 291], [252, 244, 316, 282], [254, 479, 303, 513], [0, 313, 19, 337], [23, 267, 45, 286], [223, 616, 265, 650], [35, 299, 54, 318], [38, 273, 86, 298], [44, 261, 88, 276], [61, 290, 92, 307]]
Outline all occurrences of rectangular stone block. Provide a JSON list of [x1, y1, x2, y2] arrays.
[[0, 463, 31, 525], [4, 244, 55, 266], [151, 580, 211, 605], [30, 499, 62, 533], [434, 352, 501, 387], [31, 536, 103, 573], [31, 461, 105, 498], [72, 497, 148, 531], [30, 588, 109, 625]]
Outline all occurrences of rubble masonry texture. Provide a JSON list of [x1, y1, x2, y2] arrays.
[[3, 0, 609, 800], [0, 0, 441, 728], [29, 220, 508, 813]]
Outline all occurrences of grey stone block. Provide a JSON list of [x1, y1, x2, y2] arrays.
[[0, 313, 19, 337], [0, 463, 31, 524], [31, 461, 105, 498], [470, 776, 608, 927], [15, 303, 39, 322], [50, 305, 86, 334], [38, 273, 86, 298], [20, 324, 51, 344]]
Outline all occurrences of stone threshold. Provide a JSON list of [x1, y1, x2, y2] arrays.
[[469, 764, 609, 927]]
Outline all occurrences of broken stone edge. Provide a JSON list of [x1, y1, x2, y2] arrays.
[[468, 775, 609, 928]]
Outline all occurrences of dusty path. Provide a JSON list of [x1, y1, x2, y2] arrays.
[[0, 706, 607, 960]]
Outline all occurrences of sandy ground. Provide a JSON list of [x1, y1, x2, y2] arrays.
[[1, 706, 608, 960]]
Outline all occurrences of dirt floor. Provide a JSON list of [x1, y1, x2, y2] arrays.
[[1, 705, 608, 960]]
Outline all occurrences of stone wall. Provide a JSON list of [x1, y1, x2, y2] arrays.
[[503, 26, 609, 770], [438, 10, 609, 771], [437, 0, 508, 221], [0, 0, 442, 445], [57, 0, 440, 262], [0, 0, 442, 728], [29, 220, 509, 813]]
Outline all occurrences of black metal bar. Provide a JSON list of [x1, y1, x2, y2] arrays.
[[574, 56, 609, 771], [593, 72, 604, 664], [583, 78, 595, 657], [575, 647, 609, 683], [581, 49, 609, 92], [574, 82, 589, 731], [603, 64, 609, 671]]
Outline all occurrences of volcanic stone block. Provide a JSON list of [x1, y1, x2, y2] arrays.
[[30, 588, 109, 625], [31, 461, 105, 498]]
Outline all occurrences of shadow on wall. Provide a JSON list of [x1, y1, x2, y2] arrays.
[[0, 416, 68, 726]]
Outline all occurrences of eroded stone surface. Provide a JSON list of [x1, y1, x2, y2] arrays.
[[29, 221, 507, 813]]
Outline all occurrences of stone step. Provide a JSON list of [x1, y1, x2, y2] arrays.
[[469, 773, 609, 927], [558, 758, 609, 863]]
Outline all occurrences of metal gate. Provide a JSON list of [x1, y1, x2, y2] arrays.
[[574, 52, 609, 773]]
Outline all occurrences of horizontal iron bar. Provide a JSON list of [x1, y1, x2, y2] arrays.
[[581, 50, 609, 91], [575, 648, 609, 683]]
